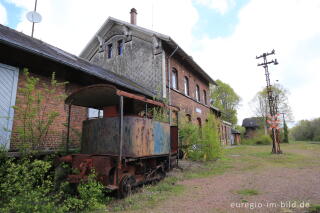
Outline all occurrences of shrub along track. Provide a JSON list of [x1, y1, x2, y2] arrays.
[[110, 142, 320, 213]]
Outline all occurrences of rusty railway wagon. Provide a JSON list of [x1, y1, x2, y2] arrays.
[[58, 84, 179, 197]]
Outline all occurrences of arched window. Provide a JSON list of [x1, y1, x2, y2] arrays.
[[203, 90, 207, 105], [184, 76, 189, 96], [171, 68, 178, 90], [195, 85, 200, 102]]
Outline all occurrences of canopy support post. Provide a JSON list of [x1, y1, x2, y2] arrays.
[[66, 104, 72, 154], [117, 96, 124, 198]]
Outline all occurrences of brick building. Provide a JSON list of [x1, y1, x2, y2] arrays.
[[80, 9, 216, 125], [0, 24, 155, 151]]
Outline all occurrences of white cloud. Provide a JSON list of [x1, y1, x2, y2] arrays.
[[12, 0, 198, 55], [192, 0, 320, 124], [0, 3, 8, 25], [195, 0, 235, 14], [7, 0, 320, 125]]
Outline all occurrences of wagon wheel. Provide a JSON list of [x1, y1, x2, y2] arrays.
[[157, 168, 166, 181], [119, 175, 136, 198]]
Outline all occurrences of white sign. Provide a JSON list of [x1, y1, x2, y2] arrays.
[[196, 108, 202, 114]]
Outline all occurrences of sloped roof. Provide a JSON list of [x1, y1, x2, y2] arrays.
[[242, 117, 260, 128], [231, 128, 240, 134], [79, 17, 216, 85], [0, 24, 155, 97]]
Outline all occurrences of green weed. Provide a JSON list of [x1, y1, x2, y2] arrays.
[[236, 189, 259, 196]]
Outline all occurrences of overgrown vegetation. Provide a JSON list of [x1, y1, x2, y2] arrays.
[[282, 120, 289, 143], [211, 79, 241, 125], [151, 106, 169, 123], [0, 70, 108, 212], [308, 204, 320, 213], [108, 177, 183, 212], [0, 153, 108, 212], [13, 69, 67, 150], [242, 134, 272, 145], [250, 84, 293, 129], [291, 117, 320, 141], [179, 113, 222, 161]]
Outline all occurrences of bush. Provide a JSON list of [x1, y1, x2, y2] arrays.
[[179, 114, 222, 161], [0, 154, 108, 213], [242, 134, 272, 145]]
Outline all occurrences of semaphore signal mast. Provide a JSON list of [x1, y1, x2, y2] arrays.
[[256, 49, 282, 154]]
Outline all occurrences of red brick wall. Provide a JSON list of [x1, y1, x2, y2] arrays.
[[167, 56, 211, 124], [10, 72, 87, 151]]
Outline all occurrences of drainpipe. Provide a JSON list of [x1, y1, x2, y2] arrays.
[[167, 45, 179, 170]]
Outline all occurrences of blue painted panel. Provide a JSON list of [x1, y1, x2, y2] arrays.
[[153, 121, 170, 154]]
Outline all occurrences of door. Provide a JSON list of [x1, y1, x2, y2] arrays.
[[0, 63, 19, 149], [170, 126, 178, 154]]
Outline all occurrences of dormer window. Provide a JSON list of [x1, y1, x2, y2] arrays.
[[117, 40, 123, 55], [107, 43, 113, 58]]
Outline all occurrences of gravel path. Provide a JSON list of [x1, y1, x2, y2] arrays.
[[152, 167, 320, 213], [144, 147, 319, 213], [122, 144, 320, 213]]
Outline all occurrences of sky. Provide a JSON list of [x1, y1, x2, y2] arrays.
[[0, 0, 319, 126]]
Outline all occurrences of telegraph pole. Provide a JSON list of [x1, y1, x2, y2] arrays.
[[256, 50, 282, 154]]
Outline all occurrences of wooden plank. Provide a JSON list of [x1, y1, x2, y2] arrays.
[[0, 63, 19, 149]]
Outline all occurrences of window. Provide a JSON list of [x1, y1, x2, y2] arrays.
[[197, 117, 202, 128], [117, 40, 123, 55], [107, 43, 113, 58], [88, 108, 103, 119], [171, 68, 178, 90], [195, 85, 200, 102], [186, 114, 191, 123], [184, 76, 189, 96], [203, 90, 207, 105]]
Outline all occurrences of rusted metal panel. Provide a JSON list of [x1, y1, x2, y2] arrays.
[[81, 116, 170, 157], [170, 126, 178, 153], [153, 121, 170, 154]]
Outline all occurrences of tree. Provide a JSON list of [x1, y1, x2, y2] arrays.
[[283, 120, 289, 143], [211, 80, 241, 124], [291, 118, 320, 141], [250, 84, 293, 134]]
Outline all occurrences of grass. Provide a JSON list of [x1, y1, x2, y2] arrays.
[[105, 142, 320, 212], [107, 177, 184, 212], [236, 189, 259, 196], [308, 204, 320, 213]]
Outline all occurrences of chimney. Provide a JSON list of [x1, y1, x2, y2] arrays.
[[130, 8, 137, 25]]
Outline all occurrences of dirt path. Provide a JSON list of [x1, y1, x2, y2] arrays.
[[117, 143, 320, 213], [151, 167, 320, 213]]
